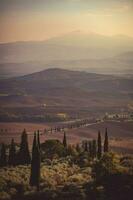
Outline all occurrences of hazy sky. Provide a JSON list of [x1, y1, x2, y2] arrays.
[[0, 0, 133, 43]]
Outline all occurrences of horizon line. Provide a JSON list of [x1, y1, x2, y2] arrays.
[[0, 31, 133, 45]]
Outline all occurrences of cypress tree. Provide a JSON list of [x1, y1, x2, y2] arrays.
[[92, 140, 97, 158], [30, 132, 41, 190], [37, 130, 41, 150], [0, 143, 7, 167], [19, 129, 31, 165], [63, 132, 67, 148], [104, 128, 109, 153], [37, 130, 42, 162], [97, 131, 102, 159], [84, 141, 88, 152], [8, 139, 16, 166], [89, 141, 92, 158]]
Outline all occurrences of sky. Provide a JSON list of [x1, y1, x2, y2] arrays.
[[0, 0, 133, 43]]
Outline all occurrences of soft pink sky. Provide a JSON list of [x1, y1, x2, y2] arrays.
[[0, 0, 133, 42]]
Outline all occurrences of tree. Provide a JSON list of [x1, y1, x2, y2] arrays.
[[97, 131, 102, 159], [8, 139, 16, 166], [89, 141, 93, 158], [0, 143, 7, 167], [19, 129, 31, 165], [63, 132, 67, 148], [41, 139, 65, 159], [104, 128, 109, 153], [30, 132, 41, 190], [92, 140, 97, 158], [84, 141, 88, 152], [37, 130, 41, 150], [37, 130, 42, 161]]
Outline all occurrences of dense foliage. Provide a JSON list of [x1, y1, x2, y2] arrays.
[[0, 154, 133, 200], [0, 128, 133, 200]]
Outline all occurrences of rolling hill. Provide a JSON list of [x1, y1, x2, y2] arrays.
[[0, 66, 133, 150], [0, 68, 132, 109]]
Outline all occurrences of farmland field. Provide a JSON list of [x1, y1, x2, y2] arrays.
[[0, 121, 133, 153]]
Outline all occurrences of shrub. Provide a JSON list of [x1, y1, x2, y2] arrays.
[[59, 184, 86, 200], [41, 140, 65, 159]]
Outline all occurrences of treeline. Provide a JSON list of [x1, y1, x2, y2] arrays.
[[30, 128, 109, 190], [0, 119, 92, 135], [0, 128, 109, 189], [0, 128, 109, 167], [1, 129, 133, 200], [82, 128, 109, 159], [0, 113, 66, 123], [43, 119, 92, 134], [0, 129, 31, 167]]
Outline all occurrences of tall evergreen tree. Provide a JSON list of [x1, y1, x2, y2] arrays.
[[19, 129, 31, 165], [8, 139, 16, 166], [97, 131, 102, 159], [92, 140, 97, 158], [104, 128, 109, 153], [37, 130, 41, 150], [0, 143, 7, 167], [30, 132, 41, 190], [37, 130, 41, 162], [89, 141, 92, 158], [63, 132, 67, 148], [84, 141, 88, 152]]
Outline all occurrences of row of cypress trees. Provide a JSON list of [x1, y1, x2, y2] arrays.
[[0, 127, 109, 189], [83, 128, 109, 159], [0, 128, 108, 167], [29, 129, 109, 189], [30, 131, 68, 189], [0, 129, 41, 188], [0, 129, 31, 167]]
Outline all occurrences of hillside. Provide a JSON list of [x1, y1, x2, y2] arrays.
[[0, 68, 105, 92], [0, 68, 133, 122], [0, 68, 133, 95], [0, 52, 133, 78]]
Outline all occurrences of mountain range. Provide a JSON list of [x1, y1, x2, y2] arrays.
[[0, 32, 133, 78]]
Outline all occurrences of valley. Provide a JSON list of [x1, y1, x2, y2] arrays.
[[1, 2, 133, 200], [0, 68, 133, 155], [0, 68, 132, 122]]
